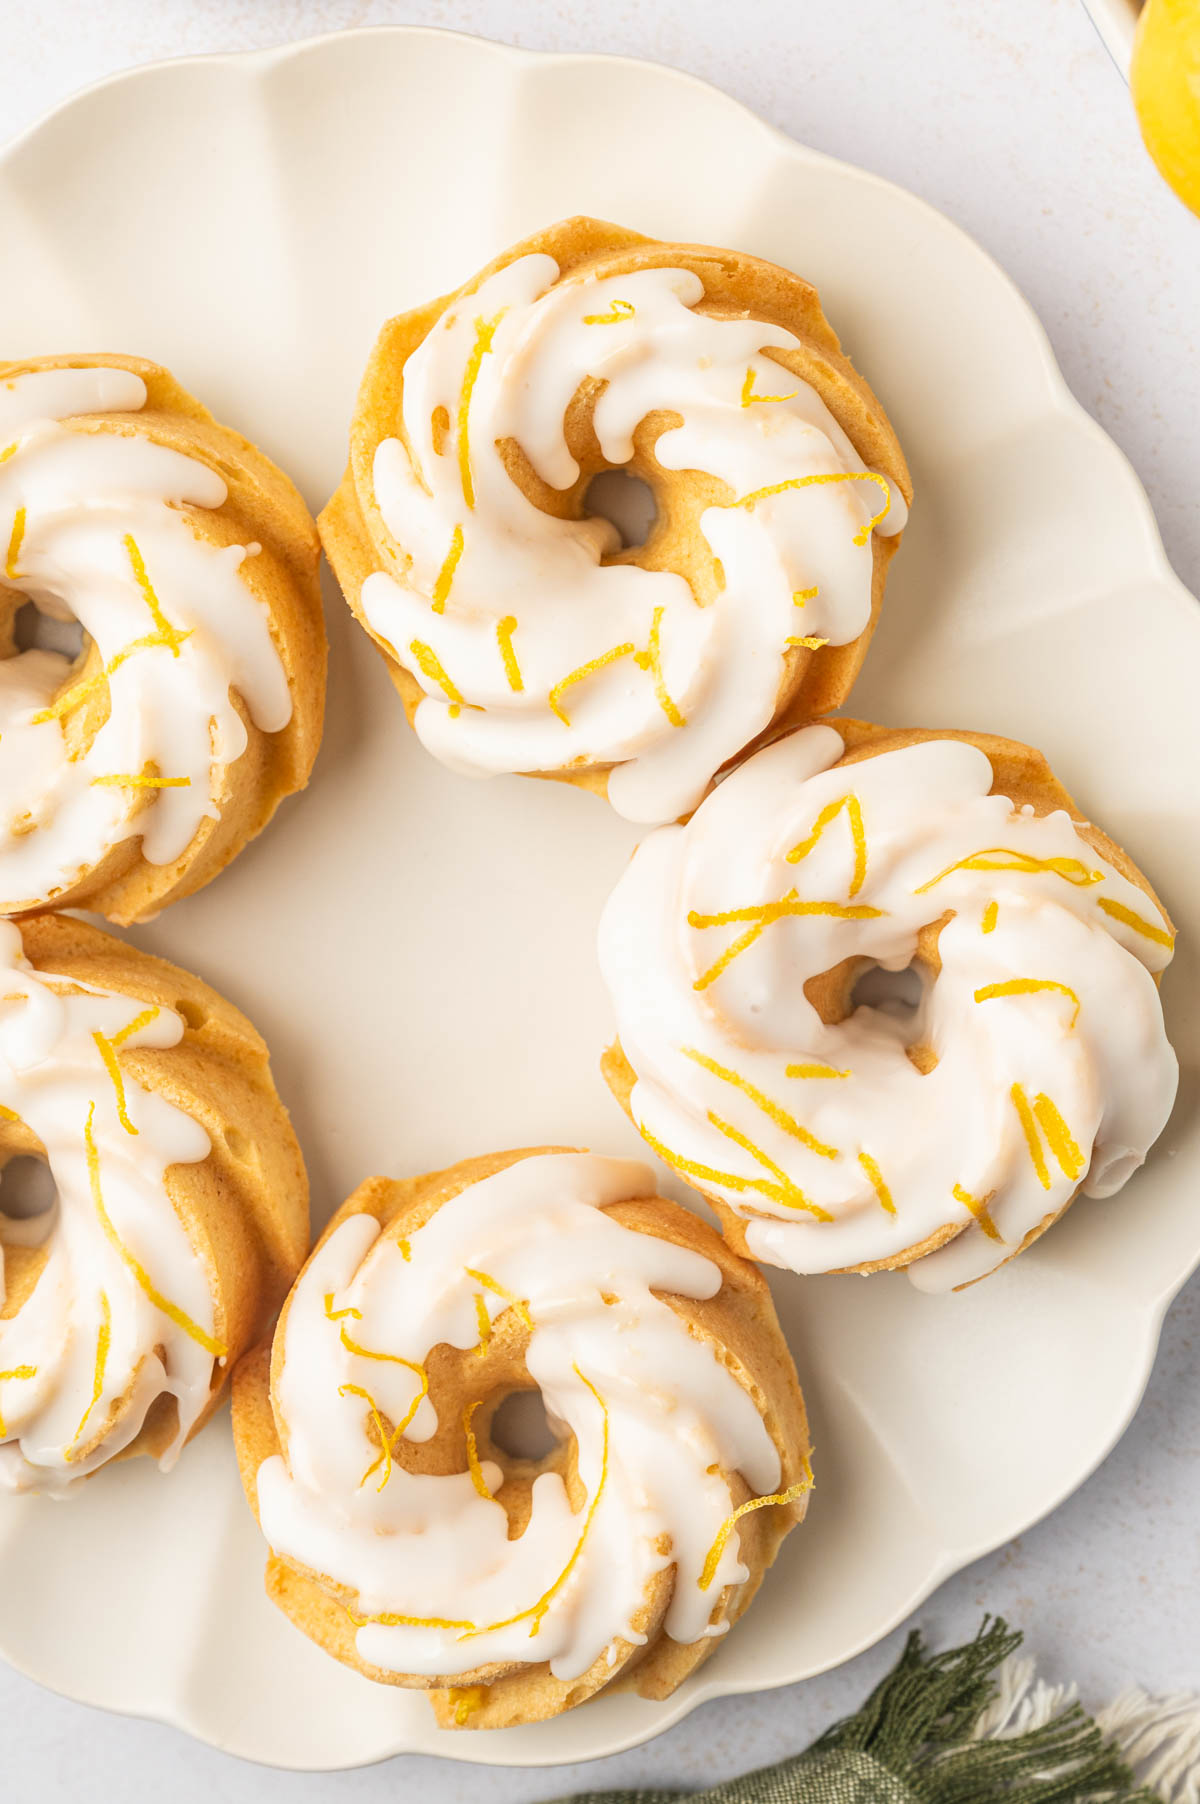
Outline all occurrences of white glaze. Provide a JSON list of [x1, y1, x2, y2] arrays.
[[598, 728, 1178, 1289], [257, 1152, 788, 1682], [0, 365, 292, 908], [0, 920, 215, 1494], [360, 255, 905, 823]]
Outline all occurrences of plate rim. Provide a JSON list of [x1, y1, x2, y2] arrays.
[[1, 21, 1196, 1772]]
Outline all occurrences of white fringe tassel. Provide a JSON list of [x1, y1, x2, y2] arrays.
[[969, 1652, 1200, 1802]]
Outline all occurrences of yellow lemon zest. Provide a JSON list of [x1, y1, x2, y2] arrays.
[[85, 1104, 225, 1356], [0, 1365, 38, 1438], [473, 1292, 492, 1356], [462, 1367, 609, 1641], [1097, 895, 1175, 949], [110, 1005, 159, 1050], [124, 534, 189, 656], [635, 1120, 808, 1210], [91, 773, 191, 789], [915, 850, 1103, 895], [346, 1371, 610, 1645], [449, 1686, 487, 1724], [698, 1470, 813, 1592], [582, 299, 635, 325], [410, 638, 465, 717], [689, 893, 884, 992], [857, 1151, 895, 1216], [974, 979, 1081, 1030], [464, 1268, 533, 1330], [1033, 1093, 1086, 1182], [0, 1103, 21, 1122], [706, 1110, 833, 1221], [463, 1400, 493, 1499], [431, 524, 464, 613], [952, 1182, 1001, 1243], [67, 1292, 111, 1458], [5, 506, 25, 580], [785, 1062, 850, 1080], [0, 443, 17, 464], [399, 1237, 412, 1262], [786, 635, 828, 650], [549, 642, 635, 726], [681, 1046, 837, 1160], [785, 793, 868, 896], [632, 606, 685, 728], [792, 587, 818, 606], [339, 1381, 396, 1492], [740, 367, 800, 407], [496, 615, 524, 692], [1010, 1084, 1051, 1191], [457, 313, 503, 509], [981, 900, 999, 934], [92, 1031, 137, 1135], [737, 470, 891, 546], [31, 627, 192, 725]]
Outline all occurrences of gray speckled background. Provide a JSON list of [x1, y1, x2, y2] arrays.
[[2, 1, 1198, 1795]]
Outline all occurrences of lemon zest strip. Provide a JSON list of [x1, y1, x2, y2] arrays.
[[464, 1268, 533, 1330], [582, 299, 635, 325], [785, 794, 868, 896], [457, 313, 503, 510], [1033, 1093, 1086, 1181], [981, 901, 999, 934], [124, 534, 189, 656], [92, 1031, 137, 1135], [0, 443, 17, 464], [737, 471, 891, 546], [473, 1292, 492, 1356], [858, 1151, 895, 1215], [496, 615, 524, 692], [699, 1470, 813, 1592], [681, 1046, 837, 1160], [792, 587, 818, 606], [915, 850, 1103, 895], [785, 1062, 850, 1080], [549, 642, 635, 726], [67, 1292, 111, 1458], [952, 1182, 1002, 1243], [85, 1103, 225, 1356], [706, 1110, 832, 1221], [974, 979, 1081, 1029], [633, 606, 685, 728], [463, 1400, 493, 1499], [689, 893, 884, 992], [91, 773, 191, 789], [636, 1121, 814, 1212], [431, 524, 464, 614], [0, 1365, 38, 1439], [31, 627, 192, 725], [1011, 1084, 1051, 1191], [1097, 896, 1174, 949], [339, 1382, 396, 1492], [410, 638, 465, 716], [5, 506, 25, 580], [110, 1006, 159, 1050], [741, 368, 799, 408], [786, 635, 829, 650]]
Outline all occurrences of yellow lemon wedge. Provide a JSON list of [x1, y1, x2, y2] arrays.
[[1131, 0, 1200, 217]]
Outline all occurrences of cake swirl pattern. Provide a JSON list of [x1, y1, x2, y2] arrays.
[[0, 914, 307, 1493], [324, 219, 909, 823], [0, 357, 324, 921], [599, 723, 1178, 1289], [239, 1149, 809, 1727]]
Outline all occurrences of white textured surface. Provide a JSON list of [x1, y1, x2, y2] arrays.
[[1, 0, 1198, 1795]]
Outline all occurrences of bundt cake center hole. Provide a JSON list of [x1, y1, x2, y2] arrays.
[[0, 1153, 58, 1227], [585, 469, 657, 549], [490, 1389, 559, 1462], [851, 963, 925, 1019], [14, 599, 85, 662]]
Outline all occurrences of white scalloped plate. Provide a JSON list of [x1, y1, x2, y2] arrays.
[[0, 25, 1197, 1773]]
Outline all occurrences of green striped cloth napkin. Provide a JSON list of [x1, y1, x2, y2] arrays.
[[556, 1620, 1200, 1804]]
